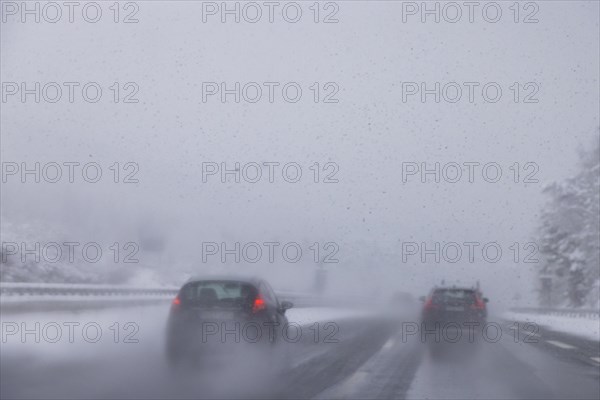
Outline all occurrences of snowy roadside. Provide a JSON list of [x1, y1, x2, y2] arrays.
[[503, 311, 600, 342]]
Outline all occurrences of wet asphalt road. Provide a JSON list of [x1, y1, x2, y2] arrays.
[[1, 305, 599, 399]]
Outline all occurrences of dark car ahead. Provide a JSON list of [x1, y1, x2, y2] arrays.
[[421, 287, 488, 328], [166, 276, 293, 366]]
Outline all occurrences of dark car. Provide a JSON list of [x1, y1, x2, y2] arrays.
[[166, 276, 293, 366], [420, 287, 488, 328]]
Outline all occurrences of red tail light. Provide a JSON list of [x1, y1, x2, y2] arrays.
[[424, 297, 438, 310], [471, 297, 485, 310], [171, 295, 181, 309], [252, 296, 266, 313]]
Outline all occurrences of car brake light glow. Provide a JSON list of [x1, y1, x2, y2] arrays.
[[424, 297, 438, 310], [252, 296, 266, 313], [172, 296, 181, 306], [471, 297, 485, 310]]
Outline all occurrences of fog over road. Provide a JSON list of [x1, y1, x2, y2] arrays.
[[1, 1, 599, 399]]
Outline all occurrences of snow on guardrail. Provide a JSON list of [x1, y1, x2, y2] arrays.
[[509, 307, 599, 319]]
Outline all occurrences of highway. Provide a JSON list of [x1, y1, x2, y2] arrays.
[[1, 303, 599, 399]]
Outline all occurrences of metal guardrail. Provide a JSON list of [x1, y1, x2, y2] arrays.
[[0, 282, 178, 297], [0, 282, 324, 308], [510, 307, 599, 319]]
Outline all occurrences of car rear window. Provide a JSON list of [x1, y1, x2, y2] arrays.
[[432, 289, 477, 304], [180, 281, 256, 308]]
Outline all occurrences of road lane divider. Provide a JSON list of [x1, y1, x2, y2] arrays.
[[545, 340, 576, 350]]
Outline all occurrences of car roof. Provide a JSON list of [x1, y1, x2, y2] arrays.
[[184, 274, 262, 286], [433, 287, 478, 292]]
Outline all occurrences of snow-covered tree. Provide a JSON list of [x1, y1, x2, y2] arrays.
[[538, 135, 600, 307]]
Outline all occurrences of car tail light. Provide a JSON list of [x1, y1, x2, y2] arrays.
[[471, 297, 485, 310], [252, 296, 266, 313], [424, 297, 438, 310], [171, 295, 181, 309]]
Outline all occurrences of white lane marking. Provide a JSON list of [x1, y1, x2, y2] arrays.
[[590, 357, 600, 363], [545, 340, 576, 350], [382, 338, 395, 350]]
